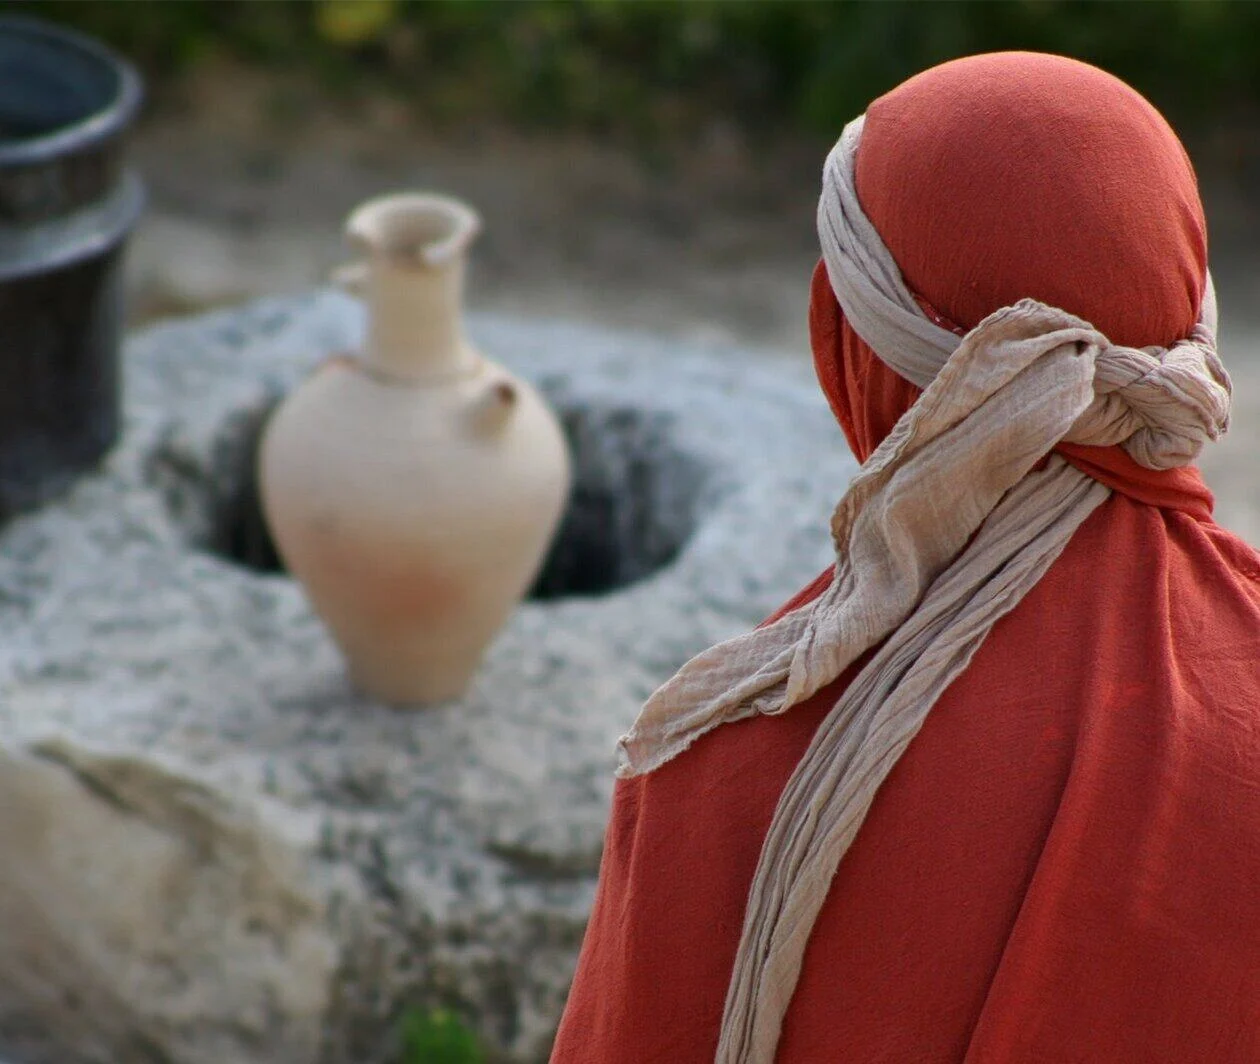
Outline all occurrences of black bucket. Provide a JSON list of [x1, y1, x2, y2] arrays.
[[0, 15, 144, 518]]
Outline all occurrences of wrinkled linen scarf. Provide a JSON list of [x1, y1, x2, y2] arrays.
[[615, 115, 1231, 1064]]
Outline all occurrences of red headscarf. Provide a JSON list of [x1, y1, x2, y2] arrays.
[[552, 53, 1260, 1063], [814, 50, 1215, 516]]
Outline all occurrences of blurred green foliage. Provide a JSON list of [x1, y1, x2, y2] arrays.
[[399, 1007, 484, 1064], [12, 0, 1260, 137]]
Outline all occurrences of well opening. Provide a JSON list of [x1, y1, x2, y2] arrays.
[[153, 390, 709, 601]]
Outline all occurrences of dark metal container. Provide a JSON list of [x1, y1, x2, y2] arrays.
[[0, 15, 144, 517]]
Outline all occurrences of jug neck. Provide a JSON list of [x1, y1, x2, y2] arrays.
[[362, 256, 473, 381], [337, 193, 482, 383]]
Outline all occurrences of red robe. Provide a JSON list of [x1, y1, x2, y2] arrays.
[[552, 490, 1260, 1062]]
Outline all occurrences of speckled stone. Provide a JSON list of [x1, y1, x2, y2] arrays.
[[0, 292, 854, 1064]]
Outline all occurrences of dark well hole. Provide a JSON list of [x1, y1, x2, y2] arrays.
[[529, 402, 708, 599], [153, 393, 709, 601]]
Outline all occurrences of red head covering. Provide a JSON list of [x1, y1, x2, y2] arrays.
[[811, 52, 1214, 515], [552, 54, 1260, 1064]]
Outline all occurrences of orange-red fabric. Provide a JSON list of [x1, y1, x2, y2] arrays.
[[551, 52, 1260, 1064], [553, 505, 1260, 1064], [856, 52, 1208, 351]]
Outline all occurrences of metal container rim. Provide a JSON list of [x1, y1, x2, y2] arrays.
[[0, 14, 143, 168]]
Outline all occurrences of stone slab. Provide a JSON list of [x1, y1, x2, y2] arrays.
[[0, 293, 854, 1063]]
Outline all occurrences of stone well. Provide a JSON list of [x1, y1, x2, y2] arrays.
[[0, 292, 854, 1064]]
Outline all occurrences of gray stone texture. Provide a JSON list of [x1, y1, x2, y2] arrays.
[[0, 293, 854, 1063]]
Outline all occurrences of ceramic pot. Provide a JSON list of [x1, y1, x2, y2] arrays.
[[0, 15, 145, 520], [258, 193, 571, 704]]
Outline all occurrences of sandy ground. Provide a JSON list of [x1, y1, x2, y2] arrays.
[[124, 62, 1260, 544]]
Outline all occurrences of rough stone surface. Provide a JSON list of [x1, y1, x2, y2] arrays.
[[0, 293, 854, 1064]]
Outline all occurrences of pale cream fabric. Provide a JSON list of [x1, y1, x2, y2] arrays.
[[614, 114, 1231, 1064]]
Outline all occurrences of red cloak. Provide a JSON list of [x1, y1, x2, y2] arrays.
[[551, 53, 1260, 1063]]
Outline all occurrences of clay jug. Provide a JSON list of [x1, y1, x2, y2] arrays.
[[257, 192, 572, 704]]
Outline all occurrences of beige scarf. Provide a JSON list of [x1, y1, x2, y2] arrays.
[[615, 115, 1231, 1064]]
